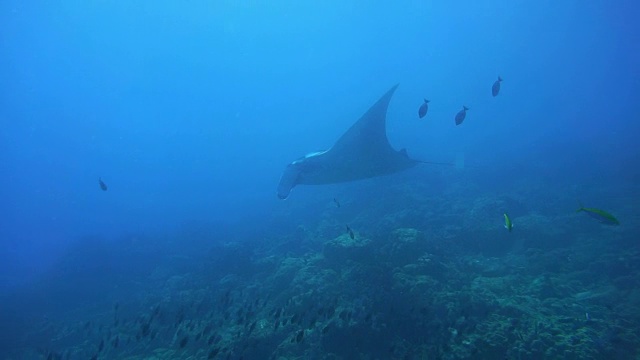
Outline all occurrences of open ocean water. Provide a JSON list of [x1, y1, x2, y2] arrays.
[[1, 1, 639, 359]]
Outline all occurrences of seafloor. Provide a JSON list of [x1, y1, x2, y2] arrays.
[[3, 165, 639, 359]]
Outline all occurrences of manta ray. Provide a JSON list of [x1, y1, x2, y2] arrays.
[[277, 84, 421, 199]]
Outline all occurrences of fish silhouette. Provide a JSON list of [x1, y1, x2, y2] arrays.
[[99, 177, 108, 191], [492, 76, 502, 97], [418, 99, 430, 118], [455, 106, 469, 126]]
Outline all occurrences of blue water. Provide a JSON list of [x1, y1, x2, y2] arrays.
[[1, 1, 639, 359]]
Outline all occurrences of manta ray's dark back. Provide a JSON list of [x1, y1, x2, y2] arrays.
[[277, 84, 418, 199]]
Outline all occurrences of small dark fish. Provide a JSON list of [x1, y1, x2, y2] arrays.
[[418, 99, 430, 118], [98, 339, 104, 352], [333, 197, 341, 208], [98, 177, 108, 191], [346, 225, 355, 240], [455, 106, 469, 126], [295, 329, 305, 343], [140, 322, 151, 337], [179, 335, 189, 348], [492, 76, 502, 97]]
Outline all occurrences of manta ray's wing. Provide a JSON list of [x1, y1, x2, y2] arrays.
[[277, 84, 418, 199], [330, 84, 400, 158], [317, 84, 418, 181]]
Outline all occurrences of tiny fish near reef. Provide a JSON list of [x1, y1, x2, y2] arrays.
[[503, 213, 513, 232], [346, 225, 355, 239]]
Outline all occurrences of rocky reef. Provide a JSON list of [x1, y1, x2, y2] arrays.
[[4, 171, 639, 359]]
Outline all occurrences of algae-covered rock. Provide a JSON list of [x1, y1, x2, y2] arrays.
[[387, 228, 423, 264], [393, 228, 420, 243], [392, 267, 440, 294], [269, 256, 306, 292], [465, 196, 510, 231], [529, 274, 563, 300], [323, 233, 372, 266]]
